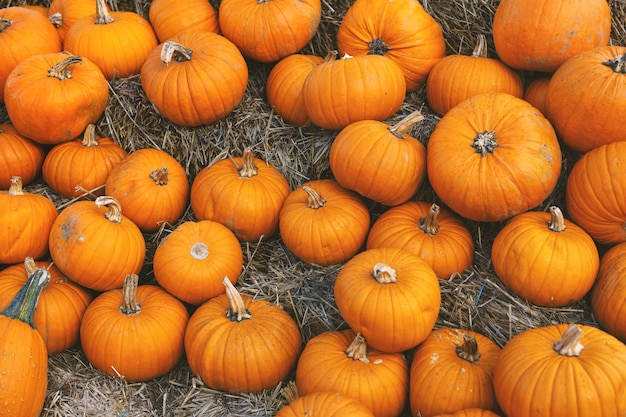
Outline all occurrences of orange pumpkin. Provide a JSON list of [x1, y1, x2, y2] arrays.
[[522, 75, 551, 116], [334, 247, 441, 353], [48, 0, 109, 42], [279, 179, 370, 266], [426, 93, 562, 222], [0, 124, 44, 189], [148, 0, 219, 43], [140, 32, 249, 127], [433, 409, 501, 417], [105, 148, 189, 232], [190, 148, 290, 242], [591, 242, 626, 343], [336, 0, 445, 92], [276, 390, 376, 417], [184, 277, 302, 393], [80, 274, 189, 382], [295, 329, 408, 417]]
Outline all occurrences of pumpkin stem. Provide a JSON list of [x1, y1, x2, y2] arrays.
[[190, 242, 209, 260], [419, 203, 441, 235], [48, 55, 83, 80], [160, 41, 193, 66], [302, 186, 326, 209], [0, 257, 50, 328], [0, 18, 12, 32], [119, 274, 141, 315], [471, 34, 488, 58], [49, 12, 62, 28], [553, 324, 584, 357], [368, 36, 392, 56], [95, 195, 124, 223], [238, 148, 259, 178], [471, 131, 498, 156], [80, 124, 101, 147], [345, 332, 370, 364], [372, 263, 397, 284], [547, 206, 567, 232], [388, 110, 425, 138], [323, 50, 339, 63], [150, 167, 169, 186], [95, 0, 115, 25], [7, 176, 24, 196], [602, 52, 626, 74], [223, 276, 251, 322], [456, 334, 482, 363]]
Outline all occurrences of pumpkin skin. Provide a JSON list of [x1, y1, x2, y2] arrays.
[[0, 261, 49, 417], [302, 51, 406, 131], [64, 0, 158, 80], [544, 46, 626, 153], [409, 328, 501, 417], [48, 0, 110, 42], [42, 124, 128, 198], [491, 206, 599, 307], [184, 277, 302, 393], [148, 0, 219, 43], [366, 202, 474, 280], [105, 148, 189, 232], [279, 179, 371, 266], [565, 141, 626, 245], [336, 0, 445, 92], [492, 0, 611, 73], [426, 34, 523, 115], [295, 329, 409, 417], [329, 110, 427, 207], [266, 53, 324, 126], [0, 259, 92, 354], [152, 220, 244, 305], [80, 274, 189, 382], [218, 0, 322, 63], [591, 242, 626, 343], [0, 6, 62, 103], [140, 31, 249, 127], [493, 324, 626, 417], [275, 391, 376, 417], [433, 409, 501, 417], [4, 53, 109, 145], [0, 176, 58, 265], [426, 93, 562, 222], [334, 247, 441, 353], [190, 148, 290, 242], [48, 196, 146, 292], [523, 75, 551, 116], [0, 124, 44, 189]]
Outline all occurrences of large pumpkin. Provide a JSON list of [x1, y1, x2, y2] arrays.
[[0, 124, 44, 189], [148, 0, 219, 43], [426, 93, 562, 222], [591, 242, 626, 343]]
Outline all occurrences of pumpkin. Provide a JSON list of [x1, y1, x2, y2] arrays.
[[63, 0, 158, 80], [591, 242, 626, 343], [492, 0, 611, 73], [48, 195, 146, 292], [329, 110, 427, 207], [0, 258, 92, 354], [218, 0, 322, 63], [278, 179, 370, 266], [336, 0, 445, 92], [522, 75, 551, 116], [0, 259, 49, 417], [544, 46, 626, 153], [491, 206, 599, 307], [276, 390, 376, 417], [105, 148, 189, 232], [0, 176, 58, 265], [302, 51, 406, 131], [433, 409, 501, 417], [0, 6, 61, 103], [80, 274, 189, 382], [493, 324, 626, 416], [295, 329, 409, 417], [42, 124, 128, 198], [426, 93, 562, 222], [140, 32, 248, 127], [152, 220, 244, 305], [148, 0, 219, 43], [266, 53, 324, 126], [190, 148, 290, 242], [4, 52, 109, 145], [184, 277, 302, 393], [565, 141, 626, 245], [0, 124, 44, 189], [409, 328, 501, 417], [334, 247, 441, 352], [48, 0, 110, 42], [426, 34, 523, 115], [366, 202, 474, 279]]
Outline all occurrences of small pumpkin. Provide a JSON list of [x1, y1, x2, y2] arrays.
[[276, 389, 376, 417], [80, 274, 189, 382], [0, 124, 44, 189], [48, 0, 110, 42], [148, 0, 219, 43], [184, 277, 302, 393], [591, 242, 626, 343], [522, 75, 551, 116]]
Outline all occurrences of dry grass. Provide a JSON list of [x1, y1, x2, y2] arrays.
[[1, 0, 625, 415]]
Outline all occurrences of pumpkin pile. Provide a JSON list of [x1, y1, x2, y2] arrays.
[[1, 0, 626, 415]]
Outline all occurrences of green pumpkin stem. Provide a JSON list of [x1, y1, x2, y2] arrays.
[[456, 334, 482, 363], [554, 324, 584, 357], [238, 148, 259, 178], [472, 130, 498, 156], [548, 206, 567, 232], [0, 257, 50, 328], [7, 176, 24, 196], [0, 17, 13, 32], [302, 186, 326, 209], [472, 34, 488, 58], [95, 0, 114, 25], [48, 55, 82, 80], [223, 276, 251, 322], [119, 274, 141, 315], [95, 195, 124, 223], [388, 110, 425, 139], [81, 124, 100, 147], [419, 203, 441, 235], [345, 332, 370, 364], [160, 41, 193, 66], [602, 52, 626, 74], [373, 263, 397, 284], [150, 167, 169, 186], [368, 36, 392, 56]]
